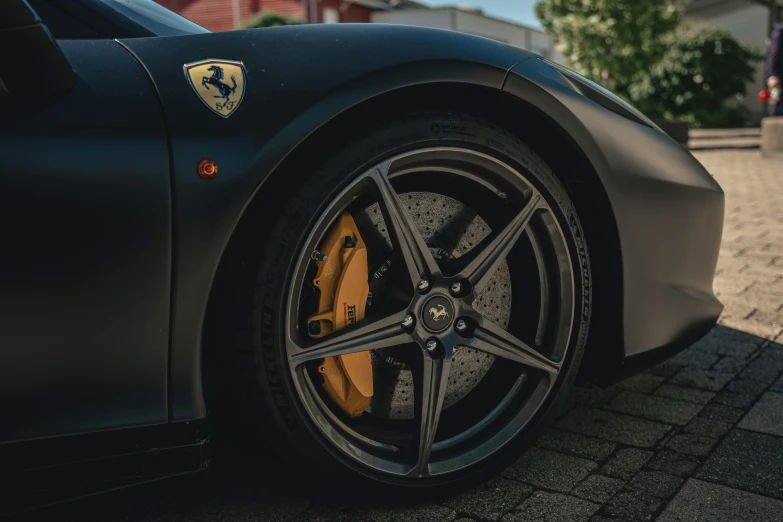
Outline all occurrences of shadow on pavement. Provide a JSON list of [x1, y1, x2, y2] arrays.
[[13, 324, 783, 522]]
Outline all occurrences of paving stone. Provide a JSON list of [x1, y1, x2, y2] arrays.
[[647, 361, 681, 378], [711, 356, 749, 374], [690, 325, 762, 357], [717, 306, 757, 326], [653, 384, 714, 405], [602, 490, 660, 522], [556, 408, 671, 448], [645, 450, 700, 477], [346, 504, 457, 522], [570, 475, 624, 504], [744, 310, 783, 333], [566, 387, 621, 408], [612, 374, 664, 393], [501, 492, 599, 522], [699, 403, 745, 424], [658, 479, 783, 522], [737, 392, 783, 436], [664, 433, 717, 457], [732, 286, 783, 309], [713, 278, 754, 298], [440, 477, 533, 521], [606, 392, 702, 426], [744, 269, 783, 284], [725, 378, 769, 395], [759, 343, 783, 359], [683, 416, 732, 438], [669, 368, 735, 391], [502, 448, 597, 493], [738, 353, 783, 383], [721, 317, 783, 340], [665, 348, 720, 370], [627, 471, 683, 500], [713, 390, 757, 409], [771, 373, 783, 392], [697, 429, 783, 500], [599, 449, 654, 480], [536, 429, 617, 462], [298, 508, 346, 522]]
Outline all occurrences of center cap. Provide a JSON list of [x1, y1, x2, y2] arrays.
[[422, 295, 455, 332]]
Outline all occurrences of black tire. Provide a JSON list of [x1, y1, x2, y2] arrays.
[[225, 112, 591, 493]]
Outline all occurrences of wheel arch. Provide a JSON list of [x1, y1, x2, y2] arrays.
[[206, 81, 624, 400]]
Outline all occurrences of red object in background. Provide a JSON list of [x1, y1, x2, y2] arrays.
[[759, 89, 771, 102], [154, 0, 370, 31]]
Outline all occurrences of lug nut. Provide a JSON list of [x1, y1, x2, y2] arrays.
[[311, 250, 328, 262], [417, 279, 430, 292], [425, 339, 438, 353], [450, 282, 462, 296], [455, 319, 467, 333], [401, 314, 414, 329]]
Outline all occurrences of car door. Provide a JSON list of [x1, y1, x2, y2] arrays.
[[0, 3, 171, 442]]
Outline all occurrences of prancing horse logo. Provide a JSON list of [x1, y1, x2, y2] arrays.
[[201, 65, 237, 104], [428, 304, 450, 322], [184, 59, 246, 118]]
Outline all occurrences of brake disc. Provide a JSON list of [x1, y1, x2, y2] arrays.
[[361, 192, 512, 420]]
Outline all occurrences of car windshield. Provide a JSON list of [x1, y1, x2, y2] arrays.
[[98, 0, 208, 36]]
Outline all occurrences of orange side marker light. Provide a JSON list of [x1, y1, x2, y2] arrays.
[[197, 159, 218, 179]]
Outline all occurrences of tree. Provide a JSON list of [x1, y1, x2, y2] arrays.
[[535, 0, 681, 98], [237, 11, 304, 29], [630, 28, 764, 127]]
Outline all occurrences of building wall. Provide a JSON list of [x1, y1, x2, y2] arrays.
[[686, 0, 772, 115], [157, 0, 371, 31], [371, 9, 453, 31], [318, 0, 371, 24], [371, 8, 561, 61], [454, 9, 526, 47]]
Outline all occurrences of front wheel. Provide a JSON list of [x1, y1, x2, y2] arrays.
[[229, 113, 591, 490]]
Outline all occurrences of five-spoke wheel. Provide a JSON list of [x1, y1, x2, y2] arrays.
[[229, 114, 590, 489]]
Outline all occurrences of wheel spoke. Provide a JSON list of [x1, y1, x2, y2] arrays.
[[289, 311, 411, 366], [369, 162, 441, 285], [410, 352, 451, 477], [429, 205, 477, 255], [468, 315, 560, 375], [458, 193, 541, 295]]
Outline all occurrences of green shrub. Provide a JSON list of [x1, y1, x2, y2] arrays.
[[238, 11, 304, 29], [630, 28, 763, 128], [536, 0, 764, 127], [535, 0, 681, 99]]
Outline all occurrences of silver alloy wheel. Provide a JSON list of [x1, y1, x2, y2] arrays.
[[285, 147, 575, 478]]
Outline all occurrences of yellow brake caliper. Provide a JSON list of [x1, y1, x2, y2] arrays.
[[308, 213, 373, 417]]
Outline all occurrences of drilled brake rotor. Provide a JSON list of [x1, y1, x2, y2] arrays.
[[361, 192, 512, 419]]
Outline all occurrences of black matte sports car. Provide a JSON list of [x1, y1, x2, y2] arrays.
[[1, 0, 725, 513]]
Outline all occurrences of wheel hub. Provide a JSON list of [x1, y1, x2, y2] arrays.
[[421, 295, 454, 332]]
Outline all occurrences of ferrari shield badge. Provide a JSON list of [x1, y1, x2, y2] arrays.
[[184, 59, 246, 118]]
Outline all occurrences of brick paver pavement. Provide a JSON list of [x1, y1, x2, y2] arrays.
[[72, 150, 783, 522]]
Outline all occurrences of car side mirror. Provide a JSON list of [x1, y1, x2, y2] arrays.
[[0, 0, 76, 101]]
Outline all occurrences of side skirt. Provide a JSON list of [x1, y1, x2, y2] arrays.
[[1, 422, 210, 517]]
